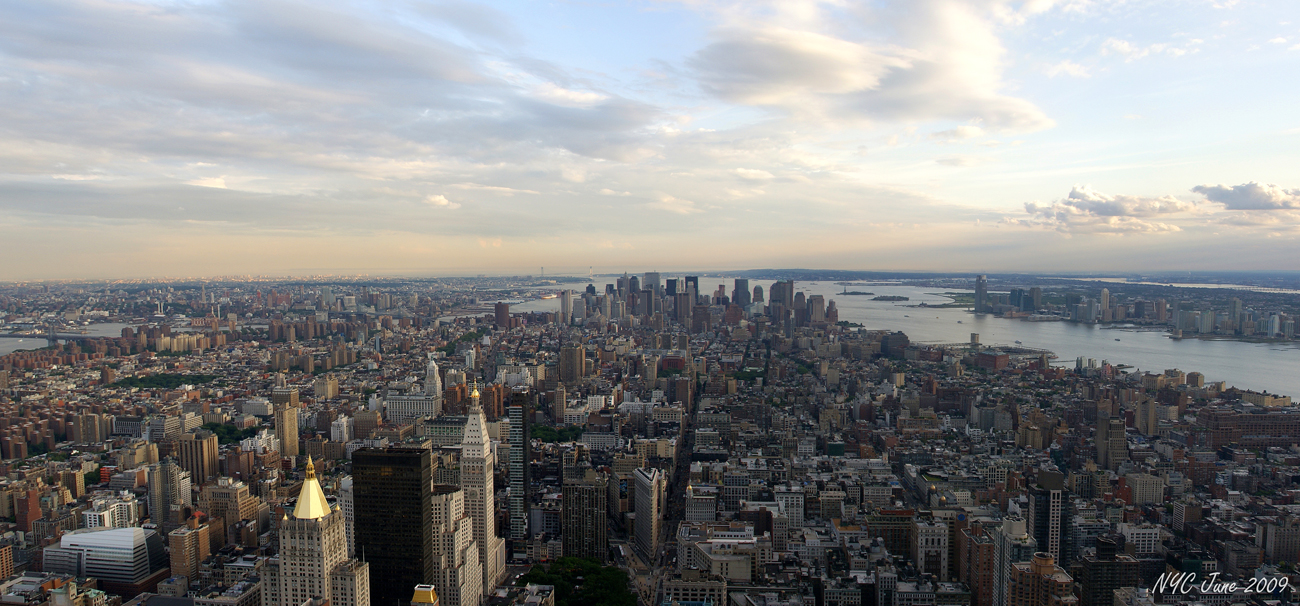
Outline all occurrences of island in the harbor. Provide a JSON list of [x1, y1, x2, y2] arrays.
[[872, 295, 909, 301], [840, 291, 875, 296]]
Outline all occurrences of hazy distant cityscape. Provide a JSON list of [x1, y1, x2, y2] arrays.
[[0, 270, 1296, 606]]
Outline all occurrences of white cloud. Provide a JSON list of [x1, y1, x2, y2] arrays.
[[733, 168, 775, 180], [1045, 60, 1090, 77], [686, 1, 1054, 132], [930, 125, 986, 142], [649, 194, 703, 215], [187, 177, 228, 189], [936, 156, 991, 167], [424, 194, 461, 209], [1192, 182, 1300, 210], [531, 83, 609, 107], [1102, 37, 1199, 62], [451, 183, 540, 195]]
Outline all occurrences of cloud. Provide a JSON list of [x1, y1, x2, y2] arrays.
[[424, 194, 461, 209], [936, 156, 991, 167], [686, 1, 1054, 132], [187, 177, 228, 189], [1045, 60, 1090, 78], [451, 183, 540, 195], [930, 125, 986, 142], [1102, 37, 1201, 62], [649, 194, 703, 215], [733, 168, 775, 180], [1013, 185, 1196, 233], [1192, 182, 1300, 210]]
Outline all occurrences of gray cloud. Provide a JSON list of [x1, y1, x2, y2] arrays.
[[1014, 186, 1194, 234], [1192, 182, 1300, 210]]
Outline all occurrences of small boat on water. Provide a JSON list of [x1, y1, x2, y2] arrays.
[[957, 320, 963, 324], [1115, 338, 1121, 341], [1014, 340, 1022, 344]]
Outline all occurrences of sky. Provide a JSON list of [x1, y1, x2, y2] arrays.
[[1, 0, 1298, 279]]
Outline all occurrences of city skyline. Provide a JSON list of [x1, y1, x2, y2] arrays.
[[2, 0, 1298, 279]]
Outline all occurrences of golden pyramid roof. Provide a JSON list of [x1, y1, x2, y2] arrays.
[[293, 456, 332, 520], [411, 585, 439, 606]]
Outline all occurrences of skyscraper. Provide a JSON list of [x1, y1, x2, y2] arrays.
[[562, 470, 608, 562], [975, 275, 988, 313], [684, 276, 699, 299], [168, 517, 209, 585], [506, 391, 531, 553], [460, 385, 505, 593], [733, 279, 750, 307], [353, 447, 435, 606], [993, 516, 1038, 606], [633, 468, 664, 563], [644, 272, 662, 296], [264, 458, 370, 606], [177, 430, 219, 484], [429, 485, 482, 606], [559, 345, 584, 384], [494, 302, 510, 327], [559, 290, 574, 325], [274, 404, 300, 457], [1027, 470, 1069, 563], [147, 458, 192, 532]]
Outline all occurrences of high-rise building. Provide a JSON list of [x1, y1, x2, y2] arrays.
[[147, 458, 192, 531], [353, 447, 435, 606], [1076, 536, 1138, 606], [559, 290, 574, 325], [275, 405, 300, 457], [177, 430, 219, 484], [644, 272, 662, 296], [264, 458, 370, 606], [993, 516, 1038, 606], [733, 279, 750, 307], [562, 470, 608, 562], [460, 386, 506, 593], [506, 392, 531, 552], [684, 276, 699, 299], [199, 477, 260, 535], [1027, 470, 1069, 563], [1008, 552, 1076, 606], [559, 346, 584, 384], [42, 527, 169, 598], [429, 485, 482, 606], [975, 275, 988, 313], [169, 517, 210, 585], [494, 302, 510, 327], [633, 468, 664, 562]]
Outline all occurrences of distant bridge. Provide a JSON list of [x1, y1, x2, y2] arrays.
[[922, 342, 1056, 356], [0, 330, 99, 345]]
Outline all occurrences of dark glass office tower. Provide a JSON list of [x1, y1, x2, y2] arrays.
[[353, 447, 433, 606]]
